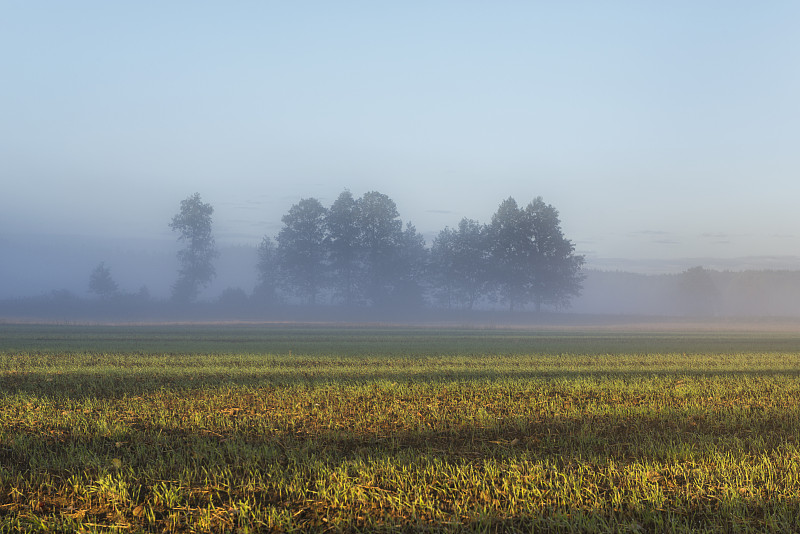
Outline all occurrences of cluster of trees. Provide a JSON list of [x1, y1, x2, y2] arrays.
[[434, 197, 586, 311], [255, 191, 429, 308], [255, 190, 584, 311], [88, 190, 585, 312]]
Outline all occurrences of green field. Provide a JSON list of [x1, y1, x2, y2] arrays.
[[2, 322, 800, 532]]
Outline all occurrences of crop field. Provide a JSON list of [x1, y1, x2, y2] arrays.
[[2, 322, 800, 532]]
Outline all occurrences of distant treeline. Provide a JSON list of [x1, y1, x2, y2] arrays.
[[5, 267, 800, 321], [577, 267, 800, 317], [7, 267, 800, 324]]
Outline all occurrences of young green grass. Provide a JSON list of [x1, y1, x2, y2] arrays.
[[1, 323, 800, 532]]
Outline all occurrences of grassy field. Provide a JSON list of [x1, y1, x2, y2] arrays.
[[1, 322, 800, 532]]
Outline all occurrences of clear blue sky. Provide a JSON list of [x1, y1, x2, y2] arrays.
[[3, 2, 800, 270]]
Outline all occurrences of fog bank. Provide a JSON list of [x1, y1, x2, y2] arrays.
[[4, 233, 800, 320]]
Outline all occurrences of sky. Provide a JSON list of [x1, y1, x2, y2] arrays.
[[3, 1, 800, 284]]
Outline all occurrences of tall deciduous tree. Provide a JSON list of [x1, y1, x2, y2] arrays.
[[356, 191, 404, 306], [430, 226, 458, 309], [525, 197, 585, 311], [488, 197, 533, 311], [326, 190, 362, 306], [254, 236, 281, 304], [169, 193, 218, 303], [431, 218, 490, 310], [276, 198, 328, 305], [488, 197, 584, 311], [393, 222, 429, 309]]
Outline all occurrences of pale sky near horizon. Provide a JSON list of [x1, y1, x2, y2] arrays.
[[3, 2, 800, 270]]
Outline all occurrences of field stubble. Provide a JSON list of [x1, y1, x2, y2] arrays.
[[1, 324, 800, 532]]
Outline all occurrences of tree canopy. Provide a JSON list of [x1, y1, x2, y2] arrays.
[[276, 198, 329, 305], [431, 218, 490, 310], [326, 190, 362, 306], [488, 197, 585, 311]]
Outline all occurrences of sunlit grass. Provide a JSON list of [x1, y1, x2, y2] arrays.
[[1, 324, 800, 532]]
